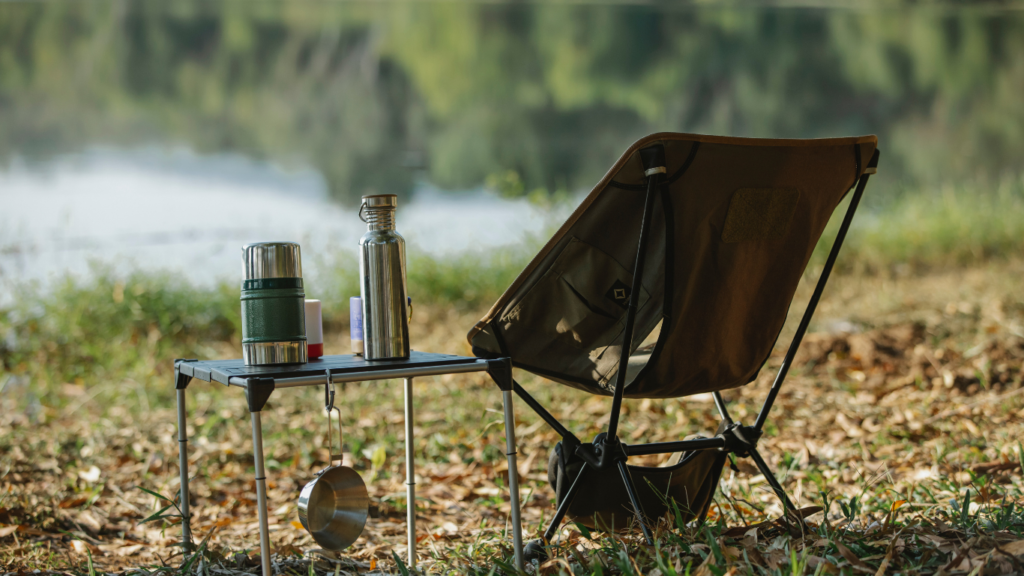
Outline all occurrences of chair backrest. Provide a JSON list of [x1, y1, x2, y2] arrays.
[[469, 132, 878, 399]]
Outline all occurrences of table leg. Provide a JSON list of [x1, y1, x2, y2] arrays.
[[176, 388, 192, 551], [250, 411, 272, 576], [502, 390, 525, 571], [403, 377, 416, 569]]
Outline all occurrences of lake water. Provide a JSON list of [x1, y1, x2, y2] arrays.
[[0, 147, 558, 296], [2, 1, 1022, 295]]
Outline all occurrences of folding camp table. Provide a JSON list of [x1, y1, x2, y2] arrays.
[[173, 352, 525, 575]]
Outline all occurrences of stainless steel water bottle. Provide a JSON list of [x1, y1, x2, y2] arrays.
[[241, 242, 308, 365], [358, 194, 410, 360]]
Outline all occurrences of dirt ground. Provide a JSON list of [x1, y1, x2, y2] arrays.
[[2, 260, 1023, 574]]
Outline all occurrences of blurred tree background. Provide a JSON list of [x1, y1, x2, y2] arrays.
[[2, 1, 1022, 204]]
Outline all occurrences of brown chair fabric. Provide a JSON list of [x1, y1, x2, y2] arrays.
[[469, 132, 878, 399]]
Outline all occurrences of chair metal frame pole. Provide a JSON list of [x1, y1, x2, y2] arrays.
[[542, 463, 590, 543], [748, 446, 800, 517], [607, 170, 662, 441], [513, 381, 578, 443], [712, 391, 734, 426], [616, 461, 653, 543], [754, 168, 873, 433], [602, 153, 666, 544]]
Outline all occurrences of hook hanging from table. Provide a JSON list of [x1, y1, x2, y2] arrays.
[[323, 370, 343, 468], [324, 370, 335, 412]]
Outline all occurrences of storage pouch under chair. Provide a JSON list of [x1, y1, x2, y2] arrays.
[[547, 438, 727, 531]]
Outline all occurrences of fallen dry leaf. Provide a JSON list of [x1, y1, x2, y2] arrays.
[[3, 273, 1024, 574], [873, 549, 892, 576], [835, 541, 871, 571], [1002, 539, 1024, 556], [59, 496, 90, 509]]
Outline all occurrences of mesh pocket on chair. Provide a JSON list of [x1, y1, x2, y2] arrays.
[[500, 237, 649, 384]]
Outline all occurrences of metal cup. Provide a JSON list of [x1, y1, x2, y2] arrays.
[[297, 383, 369, 551], [297, 466, 370, 551]]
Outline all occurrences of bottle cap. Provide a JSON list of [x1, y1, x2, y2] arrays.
[[361, 194, 398, 209]]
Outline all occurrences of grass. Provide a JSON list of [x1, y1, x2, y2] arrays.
[[2, 177, 1022, 411], [815, 174, 1024, 274], [1, 183, 1024, 574]]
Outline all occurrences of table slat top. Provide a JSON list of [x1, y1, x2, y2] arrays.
[[176, 351, 480, 386]]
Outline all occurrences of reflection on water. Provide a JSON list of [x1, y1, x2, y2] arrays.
[[1, 1, 1022, 289]]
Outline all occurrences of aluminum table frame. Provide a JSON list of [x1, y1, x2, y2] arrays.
[[173, 352, 524, 575]]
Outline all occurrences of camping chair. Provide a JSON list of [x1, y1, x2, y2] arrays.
[[469, 132, 879, 562]]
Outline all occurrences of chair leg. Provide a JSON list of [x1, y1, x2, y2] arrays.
[[747, 446, 803, 525], [617, 460, 654, 545], [712, 391, 733, 426], [542, 463, 590, 542]]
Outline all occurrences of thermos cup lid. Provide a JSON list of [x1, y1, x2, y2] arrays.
[[361, 194, 398, 209], [242, 242, 302, 280]]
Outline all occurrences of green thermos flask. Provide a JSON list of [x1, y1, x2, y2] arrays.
[[241, 242, 308, 365]]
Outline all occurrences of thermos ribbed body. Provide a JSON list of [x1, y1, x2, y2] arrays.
[[359, 195, 410, 360], [241, 286, 307, 342], [240, 242, 308, 365]]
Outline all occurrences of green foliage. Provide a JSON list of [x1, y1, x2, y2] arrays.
[[814, 174, 1024, 273], [137, 486, 186, 532], [407, 247, 533, 312], [0, 247, 534, 412], [390, 551, 411, 576], [2, 2, 1024, 202], [0, 267, 239, 408]]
